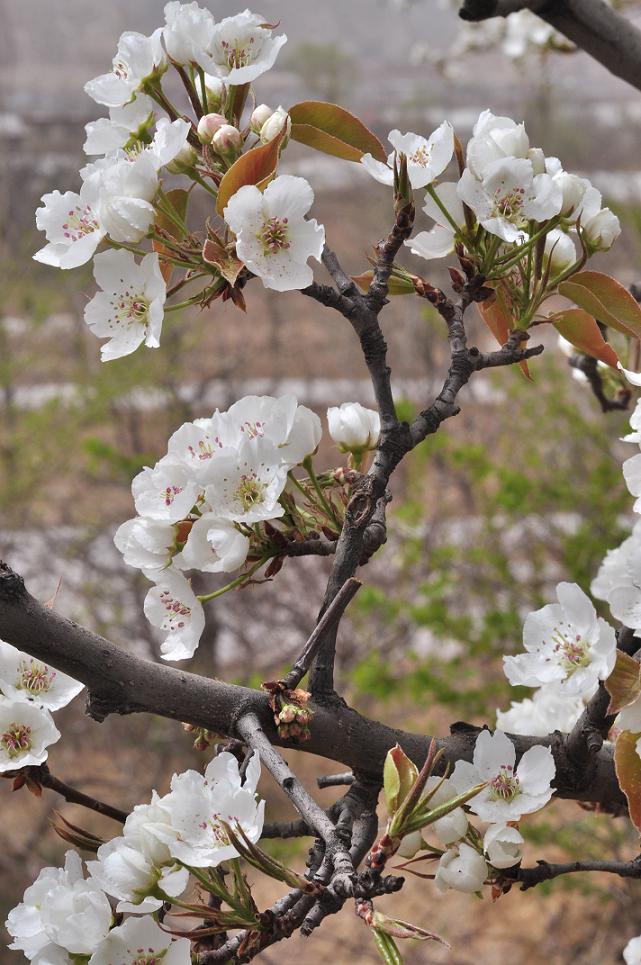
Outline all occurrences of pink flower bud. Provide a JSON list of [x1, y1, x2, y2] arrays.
[[197, 112, 227, 144], [260, 106, 291, 145], [212, 124, 243, 160]]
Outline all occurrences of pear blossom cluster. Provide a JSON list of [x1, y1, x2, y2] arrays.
[[33, 2, 326, 361], [396, 729, 555, 894], [116, 396, 379, 660], [0, 641, 83, 773], [495, 583, 617, 736], [6, 752, 263, 963]]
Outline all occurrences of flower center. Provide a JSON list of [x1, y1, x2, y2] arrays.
[[62, 204, 100, 242], [240, 420, 265, 440], [198, 811, 232, 846], [410, 145, 432, 167], [159, 590, 191, 631], [16, 659, 56, 696], [489, 764, 520, 802], [236, 472, 266, 510], [220, 35, 256, 69], [493, 186, 526, 219], [130, 952, 167, 965], [1, 723, 33, 758], [161, 485, 184, 507], [257, 217, 290, 256], [552, 628, 591, 675], [188, 439, 219, 461], [112, 57, 130, 80]]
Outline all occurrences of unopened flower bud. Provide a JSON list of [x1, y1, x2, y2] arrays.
[[260, 106, 291, 145], [250, 103, 274, 134], [166, 143, 198, 174], [203, 75, 226, 113], [544, 228, 576, 271], [397, 830, 423, 859], [583, 207, 621, 251], [212, 123, 243, 161], [327, 402, 380, 454], [197, 112, 227, 144], [527, 147, 546, 175], [556, 172, 588, 218]]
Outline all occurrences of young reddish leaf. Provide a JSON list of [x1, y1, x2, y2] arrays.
[[216, 127, 285, 216], [606, 650, 641, 714], [152, 188, 190, 284], [202, 237, 244, 286], [289, 101, 386, 162], [614, 730, 641, 831], [383, 744, 418, 816], [558, 271, 641, 339], [372, 912, 450, 946], [477, 284, 531, 380], [549, 308, 619, 368]]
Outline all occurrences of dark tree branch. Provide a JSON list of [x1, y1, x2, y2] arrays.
[[568, 353, 631, 412], [5, 763, 127, 824], [280, 578, 362, 690], [458, 0, 641, 95], [0, 562, 626, 814], [510, 854, 641, 891], [317, 772, 354, 789]]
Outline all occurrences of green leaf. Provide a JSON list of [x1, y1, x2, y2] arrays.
[[606, 650, 641, 714], [372, 928, 404, 965], [352, 270, 415, 295], [558, 271, 641, 339], [216, 127, 285, 215], [614, 730, 641, 831], [383, 744, 419, 816], [289, 101, 386, 162], [549, 308, 619, 368]]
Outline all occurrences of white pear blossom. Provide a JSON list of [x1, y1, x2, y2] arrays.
[[404, 180, 465, 261], [592, 521, 641, 601], [625, 937, 641, 965], [114, 516, 176, 571], [167, 415, 227, 480], [0, 700, 60, 772], [614, 692, 641, 736], [84, 249, 166, 361], [327, 403, 380, 453], [360, 122, 454, 189], [162, 1, 216, 66], [545, 159, 589, 219], [621, 398, 641, 445], [451, 729, 555, 822], [149, 751, 265, 867], [196, 9, 287, 85], [89, 915, 191, 965], [435, 842, 488, 893], [496, 687, 585, 737], [224, 175, 324, 292], [6, 851, 112, 959], [84, 95, 155, 156], [175, 512, 250, 573], [222, 394, 321, 466], [132, 459, 200, 523], [503, 582, 617, 696], [457, 157, 562, 243], [84, 30, 165, 107], [483, 823, 524, 869], [85, 151, 159, 244], [143, 568, 205, 661], [0, 642, 83, 711], [466, 109, 530, 181], [422, 775, 468, 845], [202, 438, 289, 524], [34, 180, 105, 269], [88, 792, 188, 914]]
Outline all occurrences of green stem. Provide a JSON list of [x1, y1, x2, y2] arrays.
[[303, 457, 339, 524], [106, 240, 148, 257], [198, 67, 208, 111], [198, 557, 267, 603], [156, 191, 188, 236], [424, 183, 463, 235], [189, 170, 219, 199]]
